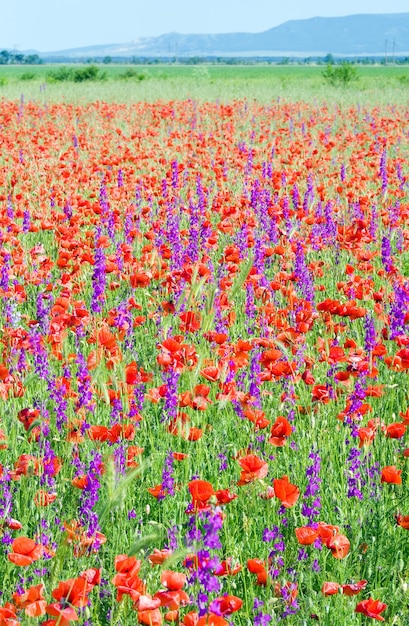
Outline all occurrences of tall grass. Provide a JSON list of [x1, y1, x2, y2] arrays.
[[0, 64, 409, 104]]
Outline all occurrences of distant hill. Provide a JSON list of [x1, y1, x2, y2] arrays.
[[35, 13, 409, 59]]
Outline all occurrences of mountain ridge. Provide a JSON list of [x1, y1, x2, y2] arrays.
[[18, 14, 409, 58]]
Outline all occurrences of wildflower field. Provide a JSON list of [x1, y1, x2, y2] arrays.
[[1, 77, 409, 625]]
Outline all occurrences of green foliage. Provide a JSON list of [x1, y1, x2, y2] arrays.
[[324, 53, 335, 64], [46, 64, 106, 83], [0, 50, 42, 64], [24, 54, 43, 65], [72, 64, 106, 82], [0, 50, 11, 65], [20, 71, 35, 81], [322, 62, 359, 86], [118, 68, 148, 81], [397, 74, 409, 85], [46, 66, 75, 82], [0, 76, 7, 86]]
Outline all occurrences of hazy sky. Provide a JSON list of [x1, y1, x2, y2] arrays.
[[3, 0, 409, 51]]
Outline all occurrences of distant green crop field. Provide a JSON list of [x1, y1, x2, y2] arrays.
[[1, 63, 409, 104]]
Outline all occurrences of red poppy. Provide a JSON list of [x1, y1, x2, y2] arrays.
[[33, 490, 57, 507], [191, 384, 212, 411], [188, 479, 215, 510], [399, 407, 409, 424], [243, 408, 270, 429], [385, 422, 406, 438], [326, 533, 350, 559], [137, 595, 161, 611], [79, 567, 101, 588], [130, 271, 151, 288], [316, 522, 339, 543], [358, 425, 377, 448], [173, 452, 188, 461], [237, 454, 268, 485], [10, 454, 40, 480], [13, 582, 47, 617], [210, 595, 243, 615], [247, 559, 268, 585], [200, 365, 221, 382], [164, 609, 179, 621], [381, 465, 402, 484], [342, 580, 367, 596], [71, 475, 88, 490], [107, 422, 135, 443], [260, 349, 283, 367], [295, 526, 320, 545], [183, 612, 200, 625], [149, 548, 173, 565], [273, 476, 300, 507], [4, 518, 22, 531], [112, 555, 138, 575], [138, 608, 162, 625], [43, 607, 76, 626], [161, 570, 186, 591], [188, 427, 205, 441], [355, 598, 387, 621], [311, 385, 331, 403], [215, 489, 237, 505], [179, 311, 201, 333], [17, 408, 40, 432], [50, 577, 89, 608], [302, 369, 315, 385], [157, 337, 198, 372], [8, 537, 43, 566], [269, 415, 292, 446], [112, 567, 145, 603], [167, 413, 204, 441], [321, 582, 340, 596], [215, 558, 242, 576], [0, 602, 20, 626]]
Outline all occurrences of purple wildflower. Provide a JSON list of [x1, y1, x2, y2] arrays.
[[379, 148, 388, 194], [301, 447, 322, 525], [91, 228, 107, 314], [381, 235, 393, 273], [159, 451, 175, 499]]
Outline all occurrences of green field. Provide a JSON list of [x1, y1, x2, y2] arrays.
[[1, 63, 409, 103]]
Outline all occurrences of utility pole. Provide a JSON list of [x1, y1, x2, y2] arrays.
[[384, 39, 388, 65], [392, 39, 396, 64]]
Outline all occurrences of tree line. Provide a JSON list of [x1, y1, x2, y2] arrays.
[[0, 50, 43, 64]]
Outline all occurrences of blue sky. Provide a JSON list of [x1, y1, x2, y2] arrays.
[[3, 0, 409, 51]]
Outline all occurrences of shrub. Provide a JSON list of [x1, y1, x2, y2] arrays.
[[46, 65, 106, 83], [322, 62, 359, 86], [72, 65, 106, 82], [118, 68, 147, 81], [46, 66, 74, 82], [20, 72, 35, 81]]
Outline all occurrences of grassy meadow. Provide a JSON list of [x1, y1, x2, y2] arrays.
[[0, 64, 409, 625], [1, 63, 409, 103]]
